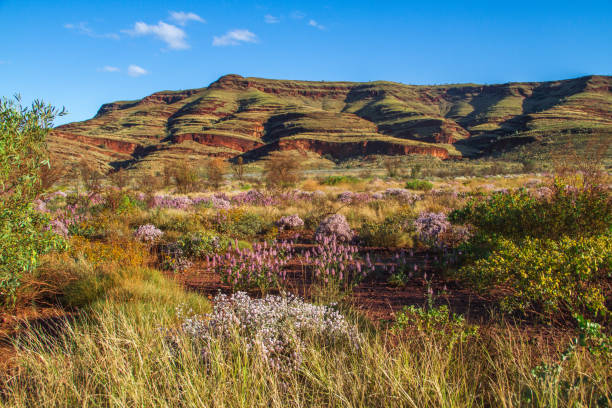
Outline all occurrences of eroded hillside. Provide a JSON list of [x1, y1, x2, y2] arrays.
[[50, 74, 612, 172]]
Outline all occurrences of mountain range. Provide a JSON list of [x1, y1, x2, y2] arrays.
[[50, 74, 612, 173]]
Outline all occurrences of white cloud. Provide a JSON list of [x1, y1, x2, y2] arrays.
[[127, 65, 148, 77], [264, 14, 280, 24], [99, 66, 120, 72], [124, 21, 188, 50], [291, 11, 306, 19], [308, 19, 325, 30], [212, 29, 257, 46], [64, 22, 119, 39], [169, 11, 205, 26]]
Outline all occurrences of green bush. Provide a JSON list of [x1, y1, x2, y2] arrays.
[[393, 304, 478, 341], [177, 231, 230, 259], [450, 184, 611, 241], [359, 212, 413, 247], [460, 235, 612, 317], [320, 175, 360, 185], [215, 209, 270, 239], [404, 179, 433, 191], [0, 97, 66, 305], [103, 191, 145, 214]]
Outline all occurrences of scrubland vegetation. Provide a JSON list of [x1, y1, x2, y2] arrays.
[[0, 97, 611, 407]]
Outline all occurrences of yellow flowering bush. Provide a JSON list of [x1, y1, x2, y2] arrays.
[[461, 235, 612, 317], [69, 236, 149, 269]]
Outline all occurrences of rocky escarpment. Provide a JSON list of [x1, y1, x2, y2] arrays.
[[51, 74, 612, 172]]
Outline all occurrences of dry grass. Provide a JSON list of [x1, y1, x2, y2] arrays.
[[2, 291, 609, 407]]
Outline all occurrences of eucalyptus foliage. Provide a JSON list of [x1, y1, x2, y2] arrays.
[[0, 96, 66, 305]]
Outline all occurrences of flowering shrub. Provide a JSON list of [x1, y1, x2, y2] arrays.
[[212, 197, 231, 209], [315, 214, 353, 242], [460, 235, 612, 317], [276, 190, 321, 203], [430, 189, 459, 199], [311, 190, 326, 201], [337, 191, 372, 205], [414, 212, 451, 247], [47, 204, 89, 238], [48, 219, 70, 238], [134, 224, 164, 243], [305, 235, 372, 289], [276, 214, 304, 230], [33, 196, 59, 215], [338, 191, 354, 204], [207, 240, 294, 291], [383, 188, 419, 204], [179, 291, 360, 370], [152, 195, 193, 210], [192, 196, 231, 210], [232, 190, 276, 206]]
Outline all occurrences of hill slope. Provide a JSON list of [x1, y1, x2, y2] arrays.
[[50, 74, 612, 172]]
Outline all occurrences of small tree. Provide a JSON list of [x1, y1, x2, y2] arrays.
[[550, 134, 610, 189], [207, 158, 227, 190], [410, 164, 423, 179], [0, 96, 66, 305], [383, 156, 402, 178], [77, 159, 103, 196], [233, 156, 245, 182], [164, 161, 202, 193], [138, 172, 163, 207], [263, 151, 303, 190], [109, 167, 130, 190]]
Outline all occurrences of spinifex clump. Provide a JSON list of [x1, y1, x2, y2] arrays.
[[207, 240, 295, 292]]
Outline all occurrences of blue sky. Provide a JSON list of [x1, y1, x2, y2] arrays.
[[2, 0, 611, 125]]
